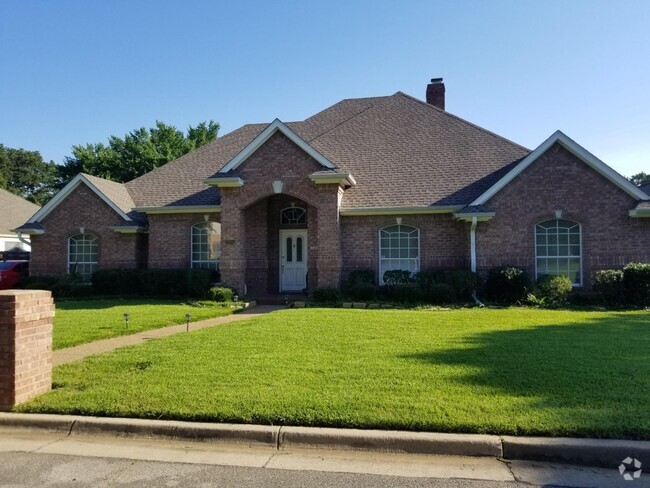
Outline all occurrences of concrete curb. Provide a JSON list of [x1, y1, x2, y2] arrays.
[[1, 412, 649, 468]]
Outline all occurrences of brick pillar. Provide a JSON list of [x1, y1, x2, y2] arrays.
[[0, 290, 54, 411], [220, 188, 247, 294], [316, 185, 342, 289]]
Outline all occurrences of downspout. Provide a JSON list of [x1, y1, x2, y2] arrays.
[[469, 217, 485, 308], [16, 232, 31, 249]]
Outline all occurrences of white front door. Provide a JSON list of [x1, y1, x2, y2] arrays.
[[280, 230, 308, 292]]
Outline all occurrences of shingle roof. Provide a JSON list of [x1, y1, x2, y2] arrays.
[[640, 183, 650, 197], [81, 174, 146, 224], [0, 189, 40, 235], [125, 92, 530, 209]]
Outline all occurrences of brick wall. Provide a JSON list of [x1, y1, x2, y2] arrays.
[[479, 143, 650, 288], [30, 184, 143, 277], [0, 290, 53, 410], [147, 213, 221, 269], [340, 214, 469, 283]]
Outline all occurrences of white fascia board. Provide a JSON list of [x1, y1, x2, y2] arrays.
[[28, 174, 132, 223], [10, 228, 44, 236], [340, 205, 463, 216], [134, 205, 222, 214], [629, 208, 650, 218], [203, 177, 244, 188], [309, 173, 357, 187], [470, 130, 649, 206], [454, 212, 495, 222], [218, 119, 336, 173]]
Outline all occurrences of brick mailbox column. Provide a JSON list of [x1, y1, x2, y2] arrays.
[[0, 290, 54, 411]]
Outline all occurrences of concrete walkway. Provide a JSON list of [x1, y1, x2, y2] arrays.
[[53, 305, 283, 367]]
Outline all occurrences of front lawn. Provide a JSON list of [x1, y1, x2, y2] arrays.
[[53, 299, 233, 349], [23, 308, 650, 439]]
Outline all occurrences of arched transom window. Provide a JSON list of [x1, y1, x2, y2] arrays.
[[191, 222, 221, 270], [379, 224, 420, 283], [280, 207, 306, 225], [535, 219, 581, 285], [68, 233, 98, 282]]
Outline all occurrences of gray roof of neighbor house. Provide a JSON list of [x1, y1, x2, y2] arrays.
[[640, 183, 650, 197], [0, 189, 40, 235], [124, 92, 531, 209]]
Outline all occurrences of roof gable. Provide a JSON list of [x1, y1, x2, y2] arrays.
[[470, 130, 649, 206], [218, 119, 336, 174], [28, 174, 133, 223]]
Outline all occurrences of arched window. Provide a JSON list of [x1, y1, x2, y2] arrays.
[[379, 224, 420, 283], [191, 221, 221, 271], [535, 219, 581, 285], [280, 207, 307, 225], [68, 233, 98, 282]]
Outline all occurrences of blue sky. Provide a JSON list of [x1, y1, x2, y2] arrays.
[[1, 0, 648, 177]]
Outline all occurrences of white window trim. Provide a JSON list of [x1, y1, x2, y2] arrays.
[[378, 224, 421, 285], [534, 219, 583, 287], [280, 207, 307, 225], [67, 233, 99, 281], [191, 221, 221, 270]]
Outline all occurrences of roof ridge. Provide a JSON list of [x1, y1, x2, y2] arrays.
[[306, 99, 385, 143], [395, 92, 532, 153]]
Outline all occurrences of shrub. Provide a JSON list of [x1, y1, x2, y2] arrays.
[[592, 269, 625, 306], [536, 275, 573, 307], [207, 286, 234, 302], [382, 270, 413, 286], [449, 270, 480, 301], [485, 266, 531, 304], [92, 268, 212, 298], [428, 283, 456, 304], [346, 269, 375, 286], [388, 282, 424, 303], [623, 262, 650, 307], [346, 282, 378, 301], [413, 269, 446, 289], [313, 287, 343, 303]]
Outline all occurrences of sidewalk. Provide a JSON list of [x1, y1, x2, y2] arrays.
[[53, 305, 283, 367]]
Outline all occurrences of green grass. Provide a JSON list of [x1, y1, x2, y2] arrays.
[[53, 299, 234, 349], [22, 308, 650, 439]]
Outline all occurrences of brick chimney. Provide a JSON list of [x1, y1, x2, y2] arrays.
[[426, 78, 445, 110]]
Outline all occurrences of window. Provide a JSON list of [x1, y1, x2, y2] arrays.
[[280, 207, 306, 225], [191, 222, 221, 271], [535, 219, 581, 285], [379, 224, 420, 283], [68, 233, 98, 282]]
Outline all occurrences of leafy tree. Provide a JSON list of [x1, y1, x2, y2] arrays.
[[0, 144, 59, 205], [59, 120, 219, 186], [629, 172, 650, 186]]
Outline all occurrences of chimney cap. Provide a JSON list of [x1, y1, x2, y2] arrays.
[[430, 77, 443, 83]]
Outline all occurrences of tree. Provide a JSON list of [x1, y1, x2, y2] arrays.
[[628, 172, 650, 186], [0, 144, 59, 205], [59, 120, 219, 186]]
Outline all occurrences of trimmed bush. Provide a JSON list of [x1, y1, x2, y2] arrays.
[[388, 282, 424, 303], [485, 266, 531, 304], [313, 287, 343, 303], [92, 268, 212, 298], [346, 269, 375, 286], [449, 270, 479, 301], [347, 282, 378, 301], [536, 275, 573, 307], [413, 269, 445, 289], [428, 283, 456, 305], [623, 262, 650, 307], [207, 286, 234, 302], [382, 270, 412, 286], [593, 269, 625, 306]]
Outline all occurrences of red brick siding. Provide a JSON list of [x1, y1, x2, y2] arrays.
[[30, 185, 142, 277], [340, 214, 469, 283], [147, 213, 221, 269], [479, 143, 650, 288]]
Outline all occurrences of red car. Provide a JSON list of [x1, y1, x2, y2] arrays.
[[0, 261, 29, 290]]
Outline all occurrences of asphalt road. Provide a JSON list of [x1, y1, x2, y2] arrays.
[[0, 430, 645, 488]]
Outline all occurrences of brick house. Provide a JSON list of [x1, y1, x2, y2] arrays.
[[15, 79, 650, 295]]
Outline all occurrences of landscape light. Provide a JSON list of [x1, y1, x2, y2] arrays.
[[123, 313, 130, 330], [185, 313, 191, 331]]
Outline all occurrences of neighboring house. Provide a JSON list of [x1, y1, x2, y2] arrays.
[[16, 79, 650, 294], [640, 183, 650, 197], [0, 189, 40, 255]]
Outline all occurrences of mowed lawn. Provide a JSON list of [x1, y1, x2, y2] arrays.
[[53, 299, 233, 349], [22, 308, 650, 439]]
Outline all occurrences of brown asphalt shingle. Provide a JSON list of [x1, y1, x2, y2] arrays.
[[0, 189, 40, 235]]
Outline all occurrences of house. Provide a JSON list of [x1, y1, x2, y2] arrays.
[[0, 189, 39, 256], [16, 79, 650, 295]]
